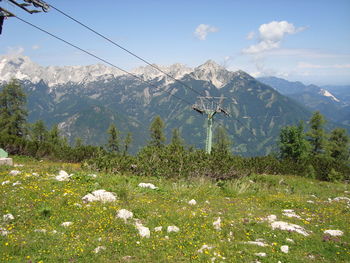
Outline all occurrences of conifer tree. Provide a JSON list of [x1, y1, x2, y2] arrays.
[[279, 122, 309, 161], [31, 120, 48, 143], [123, 132, 132, 155], [307, 111, 327, 156], [0, 79, 27, 137], [213, 126, 232, 155], [107, 124, 120, 153], [329, 128, 350, 162], [149, 116, 166, 147], [170, 128, 184, 150], [48, 124, 61, 145]]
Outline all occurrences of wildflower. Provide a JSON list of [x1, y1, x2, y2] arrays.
[[188, 199, 197, 205]]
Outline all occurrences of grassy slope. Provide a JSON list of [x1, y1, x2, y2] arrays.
[[0, 157, 349, 263]]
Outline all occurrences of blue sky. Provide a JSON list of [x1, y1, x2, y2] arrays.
[[1, 0, 349, 85]]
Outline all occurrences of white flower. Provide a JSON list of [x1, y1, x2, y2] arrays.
[[188, 199, 197, 205]]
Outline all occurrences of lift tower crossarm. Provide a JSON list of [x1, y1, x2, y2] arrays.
[[192, 96, 229, 154]]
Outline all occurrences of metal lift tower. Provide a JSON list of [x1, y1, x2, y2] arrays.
[[192, 97, 229, 154]]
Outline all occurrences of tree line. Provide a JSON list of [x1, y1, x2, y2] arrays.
[[1, 80, 349, 181]]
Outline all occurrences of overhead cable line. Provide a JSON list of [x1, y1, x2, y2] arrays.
[[46, 2, 218, 105], [14, 15, 193, 107]]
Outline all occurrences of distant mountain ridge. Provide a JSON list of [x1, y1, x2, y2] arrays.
[[0, 55, 332, 156], [258, 76, 350, 128]]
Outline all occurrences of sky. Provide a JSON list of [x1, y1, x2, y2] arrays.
[[1, 0, 350, 85]]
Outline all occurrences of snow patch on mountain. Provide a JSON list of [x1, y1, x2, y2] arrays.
[[319, 89, 340, 102]]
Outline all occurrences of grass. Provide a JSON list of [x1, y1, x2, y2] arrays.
[[0, 156, 349, 262]]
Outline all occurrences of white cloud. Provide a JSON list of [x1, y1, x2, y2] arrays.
[[298, 62, 350, 69], [242, 21, 306, 54], [6, 46, 25, 55], [32, 45, 40, 50], [194, 24, 218, 40], [246, 31, 255, 40]]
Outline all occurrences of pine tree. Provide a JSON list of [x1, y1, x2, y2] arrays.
[[31, 120, 48, 143], [107, 124, 120, 153], [123, 132, 132, 155], [48, 124, 61, 145], [329, 128, 350, 162], [213, 126, 232, 155], [279, 122, 309, 161], [307, 111, 327, 156], [170, 128, 184, 150], [0, 79, 27, 137], [149, 116, 166, 147]]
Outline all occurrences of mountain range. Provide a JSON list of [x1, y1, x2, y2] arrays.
[[0, 54, 348, 156]]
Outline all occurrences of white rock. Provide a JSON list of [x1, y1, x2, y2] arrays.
[[55, 170, 72, 181], [3, 213, 14, 221], [14, 164, 24, 167], [324, 230, 343, 236], [154, 226, 162, 232], [213, 217, 221, 230], [254, 252, 267, 257], [93, 246, 106, 253], [286, 238, 294, 243], [61, 222, 73, 227], [282, 209, 301, 219], [264, 214, 277, 222], [332, 197, 350, 202], [281, 245, 289, 253], [117, 209, 133, 222], [164, 235, 169, 239], [82, 189, 117, 203], [87, 174, 97, 178], [135, 222, 150, 238], [138, 182, 158, 190], [167, 226, 180, 233], [198, 244, 213, 253], [188, 199, 197, 205], [34, 229, 47, 233], [271, 221, 310, 236], [205, 200, 210, 204], [244, 241, 268, 247], [9, 170, 21, 176], [12, 181, 21, 186], [0, 227, 10, 236], [1, 180, 10, 185], [307, 200, 314, 204]]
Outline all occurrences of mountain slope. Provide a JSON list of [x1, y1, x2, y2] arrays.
[[0, 55, 313, 155], [258, 77, 349, 128]]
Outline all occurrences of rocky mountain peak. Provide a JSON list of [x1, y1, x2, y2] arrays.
[[132, 63, 192, 80], [192, 60, 233, 88]]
